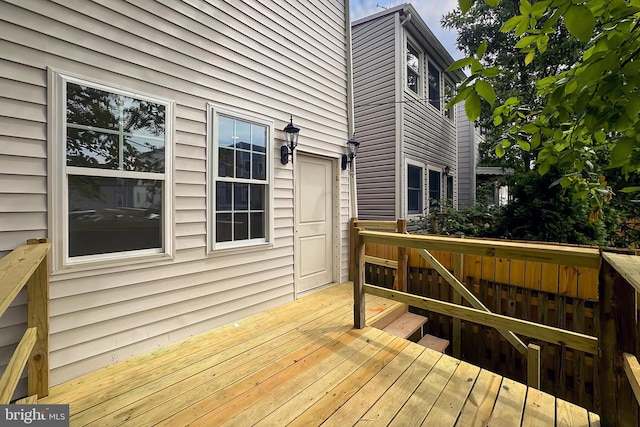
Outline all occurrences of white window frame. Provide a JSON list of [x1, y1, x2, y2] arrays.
[[48, 69, 174, 271], [405, 38, 423, 97], [207, 104, 274, 253], [405, 158, 425, 217]]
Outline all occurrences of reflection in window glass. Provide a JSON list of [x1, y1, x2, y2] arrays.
[[407, 164, 423, 214], [66, 83, 165, 172], [218, 116, 235, 147], [64, 80, 168, 260], [68, 176, 162, 257], [428, 63, 441, 110], [407, 43, 420, 94]]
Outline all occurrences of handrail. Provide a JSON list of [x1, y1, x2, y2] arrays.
[[364, 284, 598, 354], [0, 239, 50, 403], [359, 230, 602, 269], [0, 243, 50, 316]]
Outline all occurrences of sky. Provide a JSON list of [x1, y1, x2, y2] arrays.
[[350, 0, 463, 59]]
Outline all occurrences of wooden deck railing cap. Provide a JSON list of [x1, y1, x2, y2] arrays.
[[358, 230, 601, 269]]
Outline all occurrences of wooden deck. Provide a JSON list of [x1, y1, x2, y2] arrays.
[[39, 282, 600, 426]]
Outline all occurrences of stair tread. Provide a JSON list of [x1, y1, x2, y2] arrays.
[[383, 312, 428, 339], [417, 334, 450, 353]]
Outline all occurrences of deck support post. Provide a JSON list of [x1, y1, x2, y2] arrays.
[[26, 238, 49, 399], [452, 233, 464, 358], [598, 257, 638, 426], [349, 218, 357, 282], [527, 343, 540, 389], [354, 227, 366, 328], [396, 219, 407, 293]]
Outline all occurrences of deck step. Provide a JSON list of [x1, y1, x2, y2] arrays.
[[370, 303, 408, 330], [383, 312, 428, 339], [417, 334, 450, 353]]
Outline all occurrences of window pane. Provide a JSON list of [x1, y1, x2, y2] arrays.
[[429, 170, 441, 201], [68, 176, 162, 257], [124, 136, 165, 173], [218, 147, 234, 177], [407, 43, 420, 94], [428, 63, 441, 110], [235, 120, 251, 150], [122, 96, 165, 139], [408, 190, 421, 214], [216, 213, 232, 242], [67, 128, 118, 169], [250, 212, 265, 238], [252, 153, 266, 180], [234, 213, 248, 240], [408, 165, 422, 189], [216, 181, 232, 211], [66, 83, 119, 130], [250, 184, 265, 210], [234, 183, 249, 210], [447, 175, 454, 202], [218, 116, 235, 148], [251, 124, 266, 153], [236, 150, 251, 179]]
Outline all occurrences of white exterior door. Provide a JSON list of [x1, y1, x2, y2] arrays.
[[295, 154, 334, 294]]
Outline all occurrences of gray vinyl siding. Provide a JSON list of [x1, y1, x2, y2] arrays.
[[352, 13, 397, 220], [403, 96, 457, 202], [0, 0, 350, 398]]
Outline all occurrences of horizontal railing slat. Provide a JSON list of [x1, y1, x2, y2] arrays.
[[0, 327, 37, 404], [365, 255, 398, 269], [364, 284, 599, 354], [359, 231, 601, 269], [0, 243, 51, 316], [353, 220, 398, 230]]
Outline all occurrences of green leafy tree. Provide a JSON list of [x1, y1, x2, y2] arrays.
[[449, 0, 640, 215], [442, 0, 584, 172]]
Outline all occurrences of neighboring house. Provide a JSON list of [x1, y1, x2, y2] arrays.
[[0, 0, 354, 396], [456, 101, 484, 207], [352, 3, 465, 220]]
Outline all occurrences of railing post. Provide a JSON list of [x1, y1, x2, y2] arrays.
[[527, 343, 541, 389], [354, 227, 366, 328], [598, 257, 638, 426], [26, 238, 49, 398], [396, 219, 408, 293], [452, 232, 464, 358], [349, 218, 357, 282]]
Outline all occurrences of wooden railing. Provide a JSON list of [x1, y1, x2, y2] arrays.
[[351, 217, 640, 425], [0, 239, 50, 403]]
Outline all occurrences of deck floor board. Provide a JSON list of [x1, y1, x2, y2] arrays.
[[40, 282, 598, 426]]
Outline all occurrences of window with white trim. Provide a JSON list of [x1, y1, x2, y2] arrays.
[[407, 42, 421, 95], [209, 107, 272, 249], [52, 72, 173, 266], [407, 161, 424, 215]]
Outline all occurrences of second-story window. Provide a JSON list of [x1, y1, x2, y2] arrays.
[[407, 43, 420, 95], [428, 62, 441, 110], [444, 82, 455, 120]]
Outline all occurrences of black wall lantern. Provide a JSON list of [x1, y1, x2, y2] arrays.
[[341, 136, 360, 170], [281, 116, 300, 165], [443, 165, 451, 176]]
